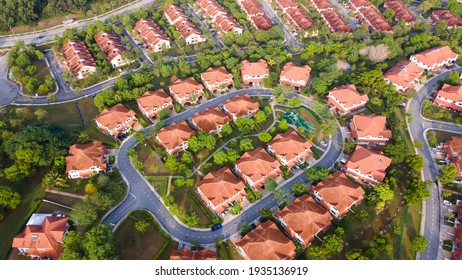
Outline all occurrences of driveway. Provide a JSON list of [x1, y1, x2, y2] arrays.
[[0, 55, 19, 104]]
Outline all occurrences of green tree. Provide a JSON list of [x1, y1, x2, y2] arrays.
[[278, 119, 289, 132], [258, 132, 272, 143], [259, 207, 273, 220], [60, 231, 85, 260], [306, 166, 329, 182], [42, 171, 68, 188], [165, 155, 179, 171], [158, 108, 171, 120], [411, 235, 428, 252], [254, 111, 267, 126], [227, 149, 240, 163], [239, 138, 254, 152], [75, 131, 91, 144], [235, 117, 255, 134], [221, 123, 233, 138], [0, 186, 21, 210], [70, 201, 98, 227], [355, 210, 369, 222], [213, 150, 228, 165], [181, 151, 194, 165], [437, 165, 458, 185], [291, 182, 307, 197], [240, 222, 253, 235], [84, 225, 118, 260], [134, 220, 151, 234], [405, 154, 424, 172], [133, 131, 146, 143], [413, 140, 424, 149], [230, 203, 242, 215]]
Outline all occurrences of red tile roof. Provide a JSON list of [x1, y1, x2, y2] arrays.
[[133, 18, 170, 51], [95, 104, 137, 137], [384, 1, 415, 23], [274, 0, 299, 10], [241, 59, 270, 85], [238, 0, 273, 30], [235, 147, 282, 189], [191, 107, 231, 134], [275, 194, 332, 245], [61, 40, 96, 75], [383, 60, 425, 91], [170, 249, 217, 260], [410, 46, 459, 70], [327, 84, 369, 114], [279, 62, 311, 87], [267, 130, 313, 168], [310, 0, 334, 11], [349, 0, 372, 9], [251, 15, 274, 30], [357, 7, 392, 31], [320, 10, 352, 33], [136, 89, 174, 118], [66, 141, 107, 176], [164, 4, 205, 41], [311, 171, 365, 218], [12, 215, 69, 259], [431, 10, 462, 27], [235, 221, 296, 260], [196, 167, 247, 214], [156, 121, 196, 155], [201, 66, 234, 92], [168, 77, 205, 105], [443, 137, 462, 179], [434, 84, 462, 112], [222, 94, 260, 120], [196, 0, 243, 34], [94, 31, 127, 63], [349, 114, 392, 143], [345, 146, 392, 184], [284, 8, 316, 31]]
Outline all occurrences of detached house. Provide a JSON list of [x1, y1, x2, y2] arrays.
[[196, 167, 247, 215], [190, 107, 231, 134], [241, 59, 270, 86], [95, 104, 138, 137], [133, 18, 171, 52], [274, 194, 332, 246], [234, 147, 282, 189], [383, 60, 425, 92], [410, 46, 459, 71], [349, 114, 392, 145], [12, 214, 69, 259], [168, 77, 205, 106], [279, 62, 311, 91], [155, 121, 196, 156], [164, 4, 206, 45], [443, 137, 462, 180], [431, 10, 462, 29], [311, 171, 365, 219], [94, 31, 129, 68], [66, 140, 108, 179], [136, 89, 174, 119], [327, 84, 369, 115], [170, 249, 217, 260], [345, 145, 392, 185], [221, 94, 260, 121], [61, 40, 96, 79], [200, 67, 234, 93], [267, 130, 313, 168], [235, 220, 296, 260], [434, 84, 462, 112]]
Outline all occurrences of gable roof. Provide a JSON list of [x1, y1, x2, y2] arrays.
[[275, 194, 332, 244], [156, 121, 196, 151], [346, 146, 392, 182], [133, 18, 170, 48], [280, 62, 311, 86], [411, 46, 459, 68], [234, 147, 281, 188], [136, 89, 173, 113], [285, 8, 316, 30], [321, 10, 352, 33], [170, 249, 217, 260], [329, 84, 369, 109], [12, 215, 69, 259], [241, 59, 270, 78], [443, 137, 462, 176], [384, 1, 415, 23], [168, 77, 204, 98], [350, 114, 392, 139], [196, 167, 246, 213], [61, 40, 96, 73], [235, 221, 296, 260], [436, 84, 462, 103], [196, 0, 243, 33], [222, 94, 260, 118], [94, 31, 126, 62], [191, 107, 231, 133], [431, 10, 462, 27], [383, 60, 425, 90], [66, 141, 107, 173], [201, 67, 233, 85], [268, 130, 312, 166], [311, 171, 365, 218], [95, 103, 137, 135]]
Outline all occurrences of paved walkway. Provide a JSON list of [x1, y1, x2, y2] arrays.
[[45, 188, 86, 199]]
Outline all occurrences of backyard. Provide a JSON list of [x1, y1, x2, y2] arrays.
[[170, 186, 215, 227], [422, 100, 462, 124], [216, 240, 243, 260]]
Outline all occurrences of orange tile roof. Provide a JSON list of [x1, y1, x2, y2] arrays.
[[443, 137, 462, 179], [241, 59, 270, 84], [170, 249, 217, 260], [61, 40, 96, 74], [346, 146, 392, 184], [234, 147, 282, 189], [94, 31, 127, 63], [284, 8, 316, 30], [133, 18, 170, 51], [95, 104, 137, 136], [356, 7, 392, 31], [431, 10, 462, 27], [311, 171, 365, 218], [328, 84, 369, 113], [201, 67, 234, 88], [454, 248, 462, 260], [456, 224, 462, 246], [274, 0, 299, 10], [411, 46, 459, 70], [251, 15, 274, 30], [384, 60, 425, 91], [279, 62, 311, 87], [235, 221, 296, 260], [168, 77, 205, 105], [267, 130, 313, 168], [349, 0, 372, 9], [191, 107, 231, 134], [156, 121, 196, 153], [241, 0, 265, 16], [350, 114, 392, 143], [275, 194, 332, 245], [320, 10, 352, 33], [164, 4, 204, 41], [196, 167, 246, 214], [310, 0, 334, 11], [12, 215, 69, 259], [196, 0, 243, 34], [136, 89, 174, 118], [384, 1, 415, 23], [66, 140, 107, 175], [434, 84, 462, 112], [222, 94, 260, 119]]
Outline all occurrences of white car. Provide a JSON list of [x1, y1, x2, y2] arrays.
[[320, 140, 327, 146]]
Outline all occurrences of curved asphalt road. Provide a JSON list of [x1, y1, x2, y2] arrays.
[[102, 88, 343, 244], [407, 67, 462, 260]]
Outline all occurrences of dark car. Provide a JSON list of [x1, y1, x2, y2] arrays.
[[211, 224, 223, 231], [250, 223, 256, 229]]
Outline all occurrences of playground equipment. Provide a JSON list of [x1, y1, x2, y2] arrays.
[[282, 111, 316, 133]]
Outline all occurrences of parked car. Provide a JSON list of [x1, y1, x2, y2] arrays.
[[443, 200, 451, 206], [211, 224, 223, 231], [320, 140, 327, 146], [250, 223, 257, 229]]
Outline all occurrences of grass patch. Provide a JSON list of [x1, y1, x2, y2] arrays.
[[147, 177, 169, 197], [443, 240, 453, 251], [83, 122, 119, 148], [427, 130, 462, 147], [115, 210, 170, 260], [395, 108, 414, 151], [310, 146, 324, 160], [155, 240, 180, 260], [135, 142, 174, 176], [36, 200, 72, 215], [171, 186, 214, 226], [422, 102, 461, 124], [43, 192, 82, 208], [216, 240, 243, 260]]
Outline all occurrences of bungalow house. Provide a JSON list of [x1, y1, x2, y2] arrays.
[[196, 167, 247, 215], [434, 84, 462, 112], [95, 103, 138, 137], [267, 130, 313, 168], [61, 40, 96, 79], [345, 145, 392, 185], [94, 31, 129, 68], [443, 137, 462, 181], [241, 59, 270, 86], [170, 249, 217, 260], [155, 121, 196, 156], [221, 94, 260, 121], [133, 18, 171, 52], [431, 10, 462, 29], [327, 84, 369, 115], [164, 4, 206, 45], [279, 62, 311, 91], [12, 214, 69, 259], [349, 114, 392, 146], [410, 46, 459, 71], [234, 147, 282, 189], [136, 89, 174, 119], [235, 220, 296, 260], [168, 77, 205, 106], [66, 140, 108, 179], [274, 194, 332, 246], [383, 60, 425, 92], [190, 107, 231, 134], [311, 171, 365, 219], [200, 66, 234, 93]]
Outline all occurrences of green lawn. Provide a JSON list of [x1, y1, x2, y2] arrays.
[[171, 186, 214, 227], [310, 146, 324, 160], [83, 122, 119, 148], [115, 210, 170, 260], [155, 240, 180, 260], [427, 130, 462, 147], [135, 142, 174, 176], [395, 108, 414, 151], [147, 177, 169, 197], [422, 102, 461, 124], [36, 201, 72, 216], [217, 240, 244, 260], [43, 192, 82, 208]]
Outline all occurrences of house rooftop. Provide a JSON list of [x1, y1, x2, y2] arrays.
[[346, 146, 392, 182], [350, 114, 392, 140], [66, 141, 107, 174], [156, 121, 196, 151], [329, 84, 369, 110], [384, 60, 425, 91], [191, 107, 231, 133], [268, 130, 313, 168], [170, 249, 217, 260], [95, 104, 137, 136], [241, 59, 270, 78], [136, 89, 173, 114], [222, 94, 260, 118], [411, 46, 459, 68]]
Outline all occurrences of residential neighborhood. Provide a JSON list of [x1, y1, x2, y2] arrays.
[[2, 0, 462, 267]]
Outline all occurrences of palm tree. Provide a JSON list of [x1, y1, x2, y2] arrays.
[[76, 132, 91, 144], [42, 172, 68, 188]]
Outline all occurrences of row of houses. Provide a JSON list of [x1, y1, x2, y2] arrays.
[[195, 0, 244, 35], [383, 1, 415, 25], [235, 170, 365, 260], [164, 4, 207, 45], [62, 30, 131, 79], [271, 0, 317, 37], [348, 0, 392, 32], [384, 46, 459, 92], [236, 0, 273, 30], [430, 10, 462, 29], [309, 0, 352, 33], [454, 203, 462, 260]]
